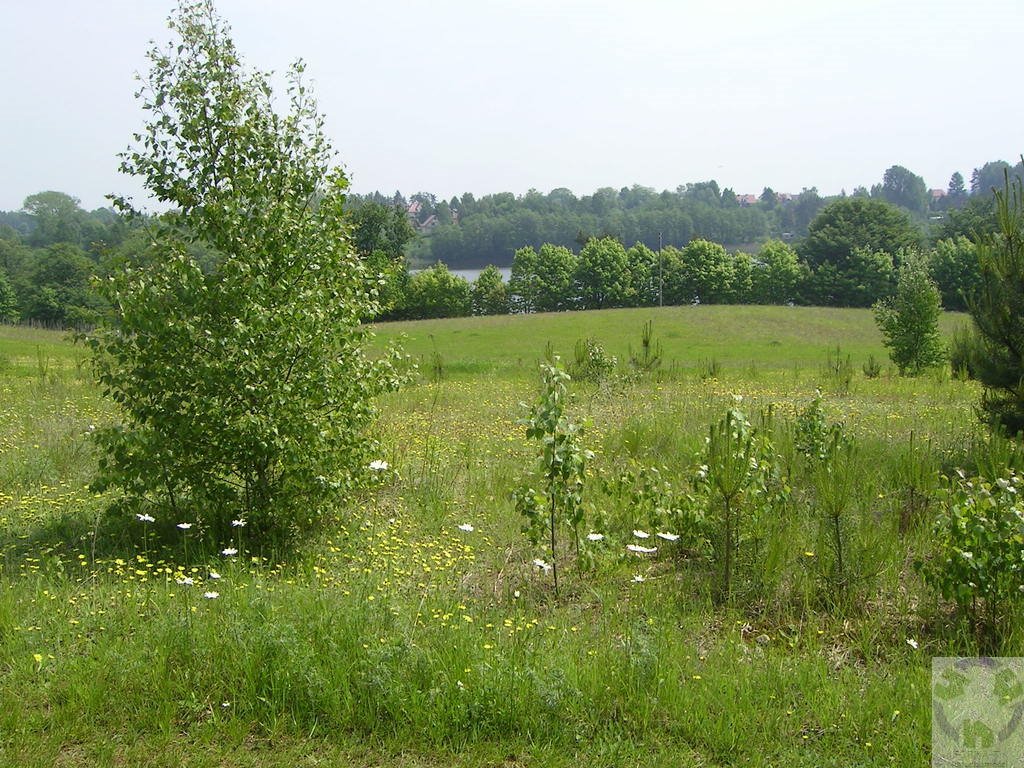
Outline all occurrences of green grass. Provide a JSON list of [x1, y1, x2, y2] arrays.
[[372, 304, 969, 376], [0, 308, 1013, 767]]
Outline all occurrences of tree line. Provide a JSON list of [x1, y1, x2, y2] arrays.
[[376, 195, 986, 320], [0, 191, 130, 326], [0, 158, 1013, 327], [351, 159, 1024, 269]]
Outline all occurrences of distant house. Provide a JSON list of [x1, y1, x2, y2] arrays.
[[417, 215, 439, 233], [929, 188, 946, 203], [737, 194, 759, 207]]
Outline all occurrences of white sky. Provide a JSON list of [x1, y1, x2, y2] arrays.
[[2, 0, 1022, 211]]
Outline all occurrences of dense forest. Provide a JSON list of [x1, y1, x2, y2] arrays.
[[0, 159, 1019, 326]]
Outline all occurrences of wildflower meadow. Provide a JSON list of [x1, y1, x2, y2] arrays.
[[0, 304, 1021, 766]]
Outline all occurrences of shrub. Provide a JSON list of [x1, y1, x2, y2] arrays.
[[470, 265, 509, 315], [398, 262, 471, 319], [513, 359, 592, 596], [87, 1, 402, 537], [862, 354, 882, 379], [568, 338, 617, 382], [628, 320, 662, 373], [699, 405, 785, 604], [918, 470, 1024, 643], [819, 346, 853, 394], [873, 252, 946, 376]]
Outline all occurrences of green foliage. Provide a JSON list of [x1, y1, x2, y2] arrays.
[[605, 462, 703, 548], [819, 346, 853, 393], [751, 240, 803, 304], [575, 237, 630, 309], [628, 320, 662, 373], [806, 247, 896, 307], [918, 470, 1024, 641], [20, 243, 102, 327], [929, 236, 980, 312], [513, 359, 592, 596], [470, 265, 509, 315], [969, 173, 1024, 433], [403, 182, 777, 268], [346, 201, 416, 319], [862, 354, 882, 378], [795, 391, 841, 461], [625, 242, 660, 306], [949, 323, 981, 380], [509, 243, 578, 313], [700, 405, 783, 603], [568, 337, 617, 382], [13, 190, 128, 261], [347, 201, 416, 262], [873, 252, 947, 375], [800, 197, 921, 271], [803, 419, 859, 601], [362, 249, 408, 319], [507, 245, 538, 313], [934, 194, 998, 242], [87, 0, 401, 535], [730, 251, 754, 304], [399, 263, 471, 319], [873, 165, 929, 216], [668, 239, 735, 304], [0, 267, 18, 323], [532, 243, 579, 313]]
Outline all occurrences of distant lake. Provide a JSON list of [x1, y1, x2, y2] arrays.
[[410, 266, 512, 283]]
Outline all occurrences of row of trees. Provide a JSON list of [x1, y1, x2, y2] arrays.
[[379, 196, 982, 320], [0, 191, 986, 326], [353, 160, 1023, 269], [386, 235, 979, 321]]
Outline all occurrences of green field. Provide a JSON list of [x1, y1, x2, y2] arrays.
[[0, 306, 1016, 767]]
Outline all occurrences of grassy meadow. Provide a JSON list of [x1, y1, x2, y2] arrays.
[[0, 305, 1018, 767]]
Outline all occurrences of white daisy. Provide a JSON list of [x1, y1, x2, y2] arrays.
[[626, 544, 657, 554]]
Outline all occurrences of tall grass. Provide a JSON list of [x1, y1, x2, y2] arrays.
[[0, 308, 1013, 767]]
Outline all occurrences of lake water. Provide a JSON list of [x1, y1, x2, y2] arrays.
[[411, 266, 512, 283]]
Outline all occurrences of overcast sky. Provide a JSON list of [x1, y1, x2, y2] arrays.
[[2, 0, 1022, 211]]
